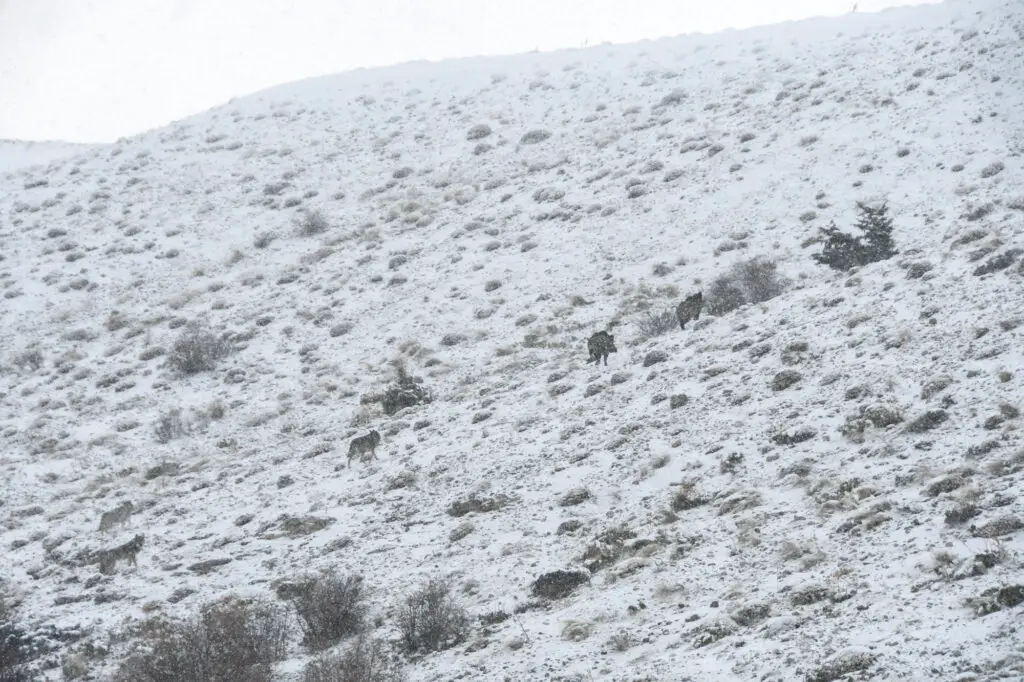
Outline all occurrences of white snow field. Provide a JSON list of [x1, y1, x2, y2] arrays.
[[0, 140, 98, 175], [2, 1, 1023, 680]]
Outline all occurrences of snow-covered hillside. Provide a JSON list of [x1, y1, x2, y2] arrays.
[[2, 1, 1023, 680], [0, 140, 98, 175]]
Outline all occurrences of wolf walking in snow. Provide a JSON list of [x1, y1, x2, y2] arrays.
[[98, 501, 134, 532], [347, 429, 381, 467], [675, 291, 704, 330], [586, 331, 617, 366], [97, 534, 145, 574]]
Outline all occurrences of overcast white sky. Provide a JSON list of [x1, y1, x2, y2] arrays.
[[0, 0, 936, 143]]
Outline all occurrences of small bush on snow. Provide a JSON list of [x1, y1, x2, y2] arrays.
[[520, 129, 551, 145], [671, 480, 710, 511], [581, 526, 636, 573], [10, 348, 44, 372], [691, 615, 738, 648], [806, 648, 877, 682], [966, 585, 1024, 617], [532, 570, 591, 600], [283, 571, 368, 651], [253, 231, 277, 249], [904, 409, 949, 433], [561, 621, 594, 642], [396, 578, 471, 654], [636, 308, 677, 341], [167, 324, 231, 375], [376, 362, 432, 416], [979, 161, 1004, 178], [559, 488, 591, 507], [466, 124, 492, 140], [113, 598, 290, 682], [607, 629, 637, 651], [0, 614, 43, 682], [153, 408, 189, 444], [478, 610, 510, 627], [296, 209, 330, 236], [771, 370, 803, 391], [446, 493, 512, 517], [440, 333, 467, 346], [658, 89, 686, 107], [973, 248, 1022, 277], [705, 256, 786, 316], [303, 636, 406, 682], [263, 181, 289, 196]]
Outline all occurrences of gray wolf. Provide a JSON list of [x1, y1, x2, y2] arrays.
[[97, 534, 145, 574], [98, 501, 133, 532], [586, 331, 617, 366], [347, 430, 381, 467], [676, 291, 703, 330]]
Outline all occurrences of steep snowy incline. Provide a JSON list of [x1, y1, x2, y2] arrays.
[[1, 1, 1022, 680]]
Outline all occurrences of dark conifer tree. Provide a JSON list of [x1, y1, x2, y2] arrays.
[[813, 221, 864, 271], [855, 201, 897, 263], [813, 203, 898, 271]]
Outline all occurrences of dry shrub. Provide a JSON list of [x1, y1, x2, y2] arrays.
[[531, 570, 591, 599], [302, 636, 406, 682], [296, 209, 330, 236], [706, 256, 785, 316], [10, 349, 44, 373], [113, 597, 290, 682], [378, 361, 432, 416], [636, 308, 677, 340], [253, 232, 277, 249], [0, 622, 39, 682], [671, 480, 710, 511], [446, 493, 512, 517], [153, 408, 189, 444], [284, 572, 367, 651], [167, 324, 231, 375], [396, 578, 470, 654], [582, 526, 636, 573], [807, 649, 877, 682]]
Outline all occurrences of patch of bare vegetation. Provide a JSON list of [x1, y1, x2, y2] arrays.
[[705, 256, 786, 316], [303, 636, 406, 682], [397, 578, 471, 654], [114, 598, 290, 682], [167, 324, 231, 375], [295, 209, 330, 236], [280, 571, 367, 651]]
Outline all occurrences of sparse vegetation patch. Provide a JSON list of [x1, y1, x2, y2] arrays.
[[113, 598, 290, 682], [283, 571, 368, 651], [532, 570, 591, 600], [397, 578, 470, 654], [705, 256, 786, 316], [167, 324, 231, 375]]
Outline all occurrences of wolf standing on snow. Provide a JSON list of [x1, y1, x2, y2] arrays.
[[98, 501, 134, 532], [586, 331, 617, 366], [97, 534, 145, 574], [676, 291, 703, 330], [347, 429, 381, 467]]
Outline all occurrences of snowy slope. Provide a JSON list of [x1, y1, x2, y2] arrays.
[[1, 1, 1023, 680], [0, 140, 99, 175]]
